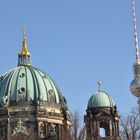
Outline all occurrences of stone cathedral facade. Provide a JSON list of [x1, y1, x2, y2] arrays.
[[0, 34, 120, 140], [0, 34, 71, 140]]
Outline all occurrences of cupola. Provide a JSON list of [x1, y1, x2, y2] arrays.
[[87, 81, 115, 108], [18, 29, 31, 66]]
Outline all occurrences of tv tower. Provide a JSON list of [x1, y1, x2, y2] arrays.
[[130, 0, 140, 112], [130, 0, 140, 97]]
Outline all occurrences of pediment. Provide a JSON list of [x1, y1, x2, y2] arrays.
[[95, 110, 111, 118]]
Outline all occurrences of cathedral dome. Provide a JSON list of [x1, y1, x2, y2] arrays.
[[88, 91, 115, 108], [0, 32, 66, 107], [0, 32, 71, 140], [87, 81, 115, 108], [0, 65, 64, 105]]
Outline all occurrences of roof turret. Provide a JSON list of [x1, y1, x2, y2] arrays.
[[87, 81, 115, 108]]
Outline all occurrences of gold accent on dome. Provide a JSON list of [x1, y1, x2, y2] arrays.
[[98, 81, 102, 91], [21, 28, 30, 56]]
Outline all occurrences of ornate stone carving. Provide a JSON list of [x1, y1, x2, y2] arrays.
[[0, 95, 9, 107]]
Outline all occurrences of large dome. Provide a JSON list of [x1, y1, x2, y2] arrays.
[[88, 90, 115, 108], [0, 34, 67, 108], [0, 65, 64, 105], [0, 33, 71, 140]]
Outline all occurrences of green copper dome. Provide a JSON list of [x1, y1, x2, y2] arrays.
[[0, 65, 64, 105], [88, 90, 115, 108], [0, 33, 67, 107]]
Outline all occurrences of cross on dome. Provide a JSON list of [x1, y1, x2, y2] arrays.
[[21, 28, 27, 39], [18, 28, 31, 66]]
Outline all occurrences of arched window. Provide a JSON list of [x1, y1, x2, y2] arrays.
[[99, 128, 106, 137]]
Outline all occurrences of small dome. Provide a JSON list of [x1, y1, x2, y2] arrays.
[[88, 90, 115, 108], [0, 65, 65, 106]]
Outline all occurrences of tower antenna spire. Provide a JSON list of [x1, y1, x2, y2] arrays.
[[132, 0, 140, 64]]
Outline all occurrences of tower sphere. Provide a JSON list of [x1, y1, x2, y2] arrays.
[[130, 64, 140, 97], [130, 77, 140, 97]]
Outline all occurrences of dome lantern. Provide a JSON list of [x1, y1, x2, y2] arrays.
[[18, 28, 31, 66]]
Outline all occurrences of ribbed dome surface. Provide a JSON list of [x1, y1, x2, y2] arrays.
[[0, 65, 63, 104], [88, 91, 115, 108]]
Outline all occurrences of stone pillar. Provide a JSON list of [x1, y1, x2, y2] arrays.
[[115, 121, 117, 136], [109, 120, 112, 136], [90, 120, 93, 139], [116, 121, 119, 136], [38, 121, 45, 139], [86, 118, 90, 140], [2, 122, 7, 140], [58, 124, 61, 140], [96, 121, 99, 137], [93, 121, 96, 136], [7, 119, 11, 140], [112, 120, 115, 136], [45, 122, 48, 138]]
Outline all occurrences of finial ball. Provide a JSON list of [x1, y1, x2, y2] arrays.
[[98, 81, 102, 86]]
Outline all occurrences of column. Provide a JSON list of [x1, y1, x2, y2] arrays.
[[109, 120, 112, 136]]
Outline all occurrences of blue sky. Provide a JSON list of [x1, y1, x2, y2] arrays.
[[0, 0, 140, 118]]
